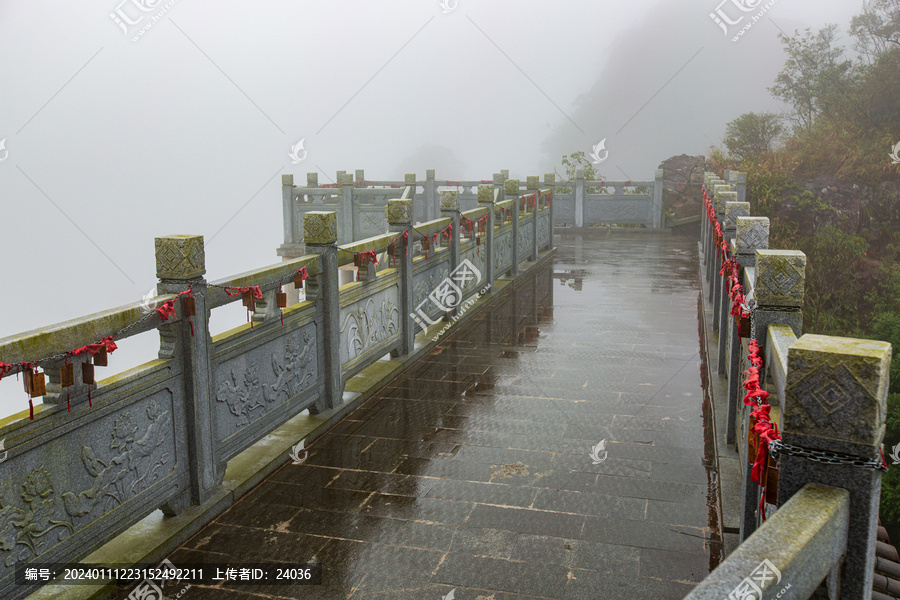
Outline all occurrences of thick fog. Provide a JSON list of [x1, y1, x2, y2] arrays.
[[0, 0, 863, 417]]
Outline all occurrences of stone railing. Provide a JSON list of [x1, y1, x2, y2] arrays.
[[278, 168, 661, 253], [0, 183, 554, 600], [550, 168, 664, 228], [689, 171, 893, 599]]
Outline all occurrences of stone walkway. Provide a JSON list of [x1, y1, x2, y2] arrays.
[[141, 232, 720, 600]]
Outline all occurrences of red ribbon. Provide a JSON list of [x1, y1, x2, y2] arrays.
[[357, 250, 379, 265], [70, 336, 118, 358], [224, 285, 264, 299], [296, 266, 309, 283], [0, 363, 12, 381]]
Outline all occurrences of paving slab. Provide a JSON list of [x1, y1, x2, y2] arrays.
[[114, 232, 721, 599]]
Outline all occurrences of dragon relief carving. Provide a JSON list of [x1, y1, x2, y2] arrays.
[[340, 297, 399, 361], [216, 331, 316, 429], [0, 400, 171, 567]]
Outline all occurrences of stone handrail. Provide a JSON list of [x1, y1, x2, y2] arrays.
[[683, 483, 849, 599]]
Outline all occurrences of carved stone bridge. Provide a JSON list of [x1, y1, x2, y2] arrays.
[[0, 171, 892, 600]]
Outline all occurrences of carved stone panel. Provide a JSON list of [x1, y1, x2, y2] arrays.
[[412, 264, 450, 322], [538, 213, 551, 247], [494, 231, 513, 273], [0, 390, 178, 572], [585, 200, 649, 224], [213, 323, 318, 432], [517, 221, 534, 257], [339, 286, 400, 366]]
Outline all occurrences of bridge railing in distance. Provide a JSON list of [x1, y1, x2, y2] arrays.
[[549, 168, 663, 228], [697, 170, 893, 598], [0, 190, 555, 600]]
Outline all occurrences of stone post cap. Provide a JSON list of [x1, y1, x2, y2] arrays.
[[544, 173, 556, 185], [386, 199, 413, 225], [155, 234, 205, 280], [713, 184, 733, 212], [505, 179, 520, 195], [306, 172, 318, 187], [724, 200, 749, 230], [404, 174, 417, 186], [756, 249, 806, 308], [339, 173, 353, 186], [783, 334, 892, 454], [478, 184, 494, 203], [303, 211, 338, 245], [526, 176, 539, 190], [501, 169, 509, 178], [440, 190, 460, 212], [729, 171, 747, 183], [736, 216, 769, 254], [576, 169, 584, 178], [723, 169, 731, 180], [655, 169, 664, 179], [426, 169, 435, 178], [355, 169, 365, 182], [282, 174, 294, 186]]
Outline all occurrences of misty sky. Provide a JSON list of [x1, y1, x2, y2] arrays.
[[0, 0, 865, 416]]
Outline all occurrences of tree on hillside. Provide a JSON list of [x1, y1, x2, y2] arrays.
[[850, 0, 900, 63], [769, 25, 855, 132], [723, 113, 784, 161]]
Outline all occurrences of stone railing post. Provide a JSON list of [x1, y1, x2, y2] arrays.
[[734, 216, 771, 540], [279, 174, 301, 256], [527, 175, 539, 260], [544, 173, 556, 240], [278, 174, 306, 305], [755, 249, 805, 384], [494, 173, 505, 203], [303, 212, 343, 412], [426, 169, 437, 222], [711, 183, 732, 330], [729, 170, 747, 204], [701, 172, 715, 266], [405, 174, 417, 223], [720, 200, 750, 430], [339, 172, 354, 244], [440, 190, 461, 316], [507, 179, 520, 276], [717, 194, 742, 374], [778, 334, 892, 599], [705, 177, 726, 287], [355, 169, 365, 186], [575, 168, 585, 228], [478, 184, 495, 294], [653, 169, 664, 228], [387, 199, 415, 354], [155, 234, 217, 511]]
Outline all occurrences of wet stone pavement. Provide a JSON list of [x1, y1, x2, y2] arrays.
[[143, 232, 720, 600]]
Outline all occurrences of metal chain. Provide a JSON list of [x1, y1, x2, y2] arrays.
[[769, 440, 888, 471]]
